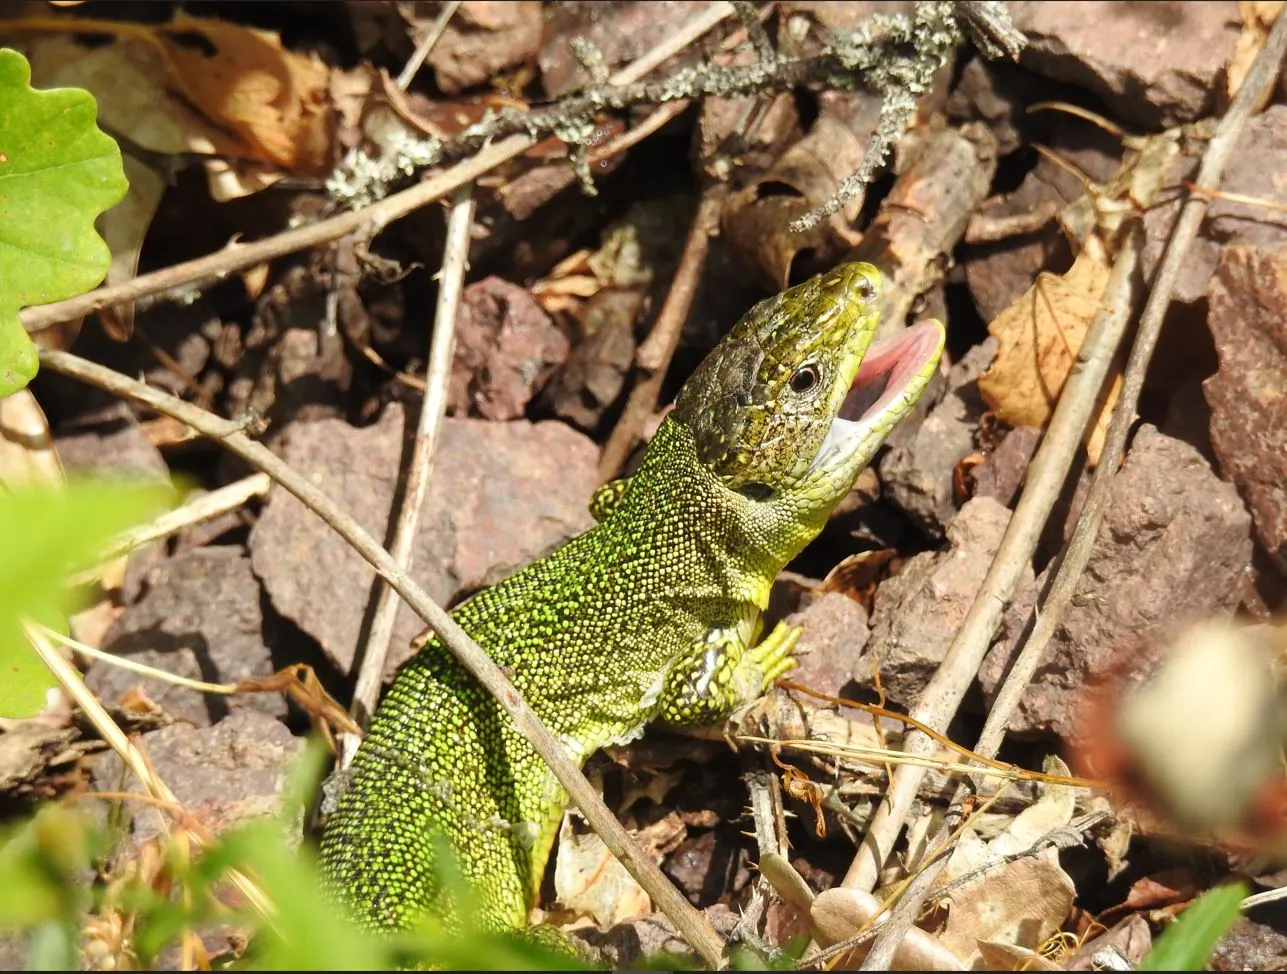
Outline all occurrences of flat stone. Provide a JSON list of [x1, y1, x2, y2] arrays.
[[250, 406, 598, 675], [90, 547, 285, 728]]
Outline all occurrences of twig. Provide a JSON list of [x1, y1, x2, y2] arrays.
[[598, 184, 726, 480], [839, 226, 1143, 896], [955, 0, 1028, 61], [38, 348, 728, 968], [395, 0, 462, 91], [68, 473, 271, 586], [339, 187, 475, 770], [20, 3, 735, 335], [858, 16, 1287, 966], [731, 0, 776, 63]]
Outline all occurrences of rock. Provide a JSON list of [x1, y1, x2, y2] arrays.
[[582, 902, 739, 970], [539, 1, 713, 98], [428, 0, 543, 95], [971, 426, 1041, 509], [1211, 917, 1287, 971], [1010, 1, 1241, 129], [90, 547, 285, 728], [662, 828, 751, 906], [90, 710, 300, 846], [450, 277, 570, 422], [539, 290, 639, 432], [1144, 106, 1287, 306], [1204, 244, 1287, 573], [880, 338, 996, 539], [55, 402, 170, 487], [979, 426, 1253, 739], [861, 497, 1022, 708], [784, 592, 871, 698], [250, 406, 598, 675]]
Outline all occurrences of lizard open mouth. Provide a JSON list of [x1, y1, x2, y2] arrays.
[[810, 319, 944, 473]]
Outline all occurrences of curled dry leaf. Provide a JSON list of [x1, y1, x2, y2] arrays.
[[552, 813, 685, 927], [161, 11, 334, 175], [932, 757, 1078, 968], [0, 390, 62, 490], [977, 250, 1120, 464]]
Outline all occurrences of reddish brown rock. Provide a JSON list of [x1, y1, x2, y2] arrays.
[[539, 1, 714, 98], [428, 0, 543, 95], [1204, 244, 1287, 573], [1010, 1, 1240, 129], [91, 547, 285, 728], [250, 406, 598, 675], [783, 591, 871, 698], [861, 496, 1023, 708], [971, 426, 1041, 509], [449, 277, 570, 421], [1144, 107, 1287, 306], [90, 710, 300, 846], [979, 426, 1253, 739]]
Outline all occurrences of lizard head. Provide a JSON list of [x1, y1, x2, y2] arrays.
[[672, 262, 944, 531]]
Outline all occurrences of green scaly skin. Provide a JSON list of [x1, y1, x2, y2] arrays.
[[318, 263, 944, 933]]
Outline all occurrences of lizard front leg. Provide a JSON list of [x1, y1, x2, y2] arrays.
[[658, 620, 800, 727]]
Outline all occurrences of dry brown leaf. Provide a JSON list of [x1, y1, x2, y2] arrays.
[[977, 251, 1120, 464], [1230, 2, 1286, 100], [933, 757, 1077, 967], [97, 155, 170, 340], [552, 813, 686, 927], [161, 12, 333, 175]]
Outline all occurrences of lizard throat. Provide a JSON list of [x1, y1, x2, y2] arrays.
[[809, 319, 943, 475]]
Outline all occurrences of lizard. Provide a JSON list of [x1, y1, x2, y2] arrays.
[[317, 261, 944, 936]]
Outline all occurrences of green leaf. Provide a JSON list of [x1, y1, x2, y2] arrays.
[[0, 481, 167, 717], [1140, 882, 1247, 971], [0, 48, 127, 397]]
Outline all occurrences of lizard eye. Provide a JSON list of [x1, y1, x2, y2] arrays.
[[789, 364, 819, 394]]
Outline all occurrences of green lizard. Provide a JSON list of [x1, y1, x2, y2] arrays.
[[318, 262, 944, 934]]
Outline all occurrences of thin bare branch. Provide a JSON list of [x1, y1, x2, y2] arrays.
[[340, 186, 475, 770]]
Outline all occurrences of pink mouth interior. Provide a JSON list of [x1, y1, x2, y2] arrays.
[[840, 320, 943, 423]]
